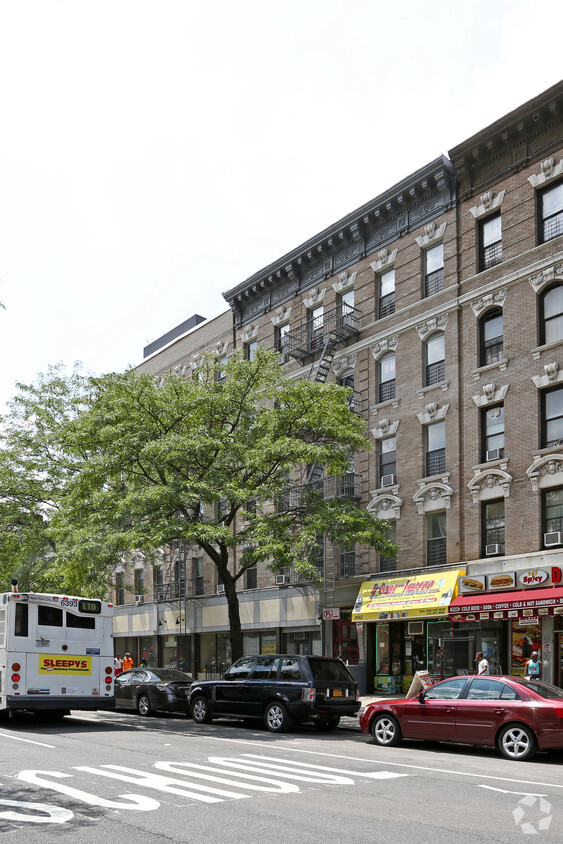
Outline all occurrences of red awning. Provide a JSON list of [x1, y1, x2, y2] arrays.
[[449, 586, 563, 621]]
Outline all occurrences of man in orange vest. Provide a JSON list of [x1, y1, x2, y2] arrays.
[[122, 653, 134, 671]]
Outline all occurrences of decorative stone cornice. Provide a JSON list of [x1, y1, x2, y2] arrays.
[[367, 492, 403, 520], [333, 353, 358, 377], [303, 287, 326, 309], [370, 335, 399, 360], [528, 157, 563, 188], [240, 324, 259, 343], [527, 452, 563, 492], [190, 354, 203, 372], [332, 270, 357, 294], [417, 403, 449, 424], [468, 469, 513, 503], [416, 313, 449, 341], [370, 248, 398, 273], [413, 481, 453, 514], [270, 306, 292, 326], [529, 262, 563, 295], [469, 190, 506, 219], [532, 363, 563, 388], [371, 419, 400, 439], [472, 383, 509, 407], [470, 287, 508, 317], [415, 221, 447, 248], [215, 340, 229, 356]]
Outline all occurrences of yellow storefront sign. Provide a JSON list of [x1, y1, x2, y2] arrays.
[[351, 569, 465, 621], [38, 655, 92, 675]]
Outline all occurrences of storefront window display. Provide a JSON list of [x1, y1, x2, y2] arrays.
[[512, 623, 541, 676], [427, 620, 504, 678], [199, 632, 231, 679], [161, 634, 192, 673], [281, 629, 322, 655], [243, 631, 278, 655], [140, 636, 157, 667]]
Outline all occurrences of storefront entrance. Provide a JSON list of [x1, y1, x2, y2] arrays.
[[332, 620, 359, 665], [555, 633, 563, 688]]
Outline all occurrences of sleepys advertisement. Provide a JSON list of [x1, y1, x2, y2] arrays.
[[351, 569, 465, 621], [38, 655, 92, 675]]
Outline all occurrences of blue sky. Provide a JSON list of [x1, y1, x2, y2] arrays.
[[0, 0, 561, 408]]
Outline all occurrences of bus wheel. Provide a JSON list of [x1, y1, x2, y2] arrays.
[[137, 695, 153, 716]]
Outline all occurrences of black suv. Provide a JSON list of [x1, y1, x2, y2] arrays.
[[188, 654, 360, 732]]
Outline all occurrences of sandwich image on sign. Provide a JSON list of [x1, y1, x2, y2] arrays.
[[488, 574, 515, 589], [461, 578, 484, 591]]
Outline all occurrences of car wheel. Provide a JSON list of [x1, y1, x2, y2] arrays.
[[497, 724, 537, 761], [264, 701, 293, 733], [191, 696, 213, 724], [370, 713, 402, 746], [315, 715, 341, 731], [137, 695, 153, 716]]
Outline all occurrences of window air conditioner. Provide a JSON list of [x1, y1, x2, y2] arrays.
[[486, 448, 504, 461], [485, 544, 503, 556], [216, 584, 225, 595], [134, 594, 144, 604], [407, 621, 424, 635], [381, 474, 396, 488], [544, 531, 563, 547], [276, 574, 289, 586]]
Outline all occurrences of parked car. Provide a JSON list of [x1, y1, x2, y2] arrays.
[[360, 675, 563, 761], [114, 668, 193, 716], [189, 654, 360, 732]]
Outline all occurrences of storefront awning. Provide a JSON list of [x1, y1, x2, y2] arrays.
[[449, 586, 563, 622], [351, 569, 465, 622]]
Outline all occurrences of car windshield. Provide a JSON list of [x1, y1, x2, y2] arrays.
[[511, 678, 563, 699], [153, 670, 193, 682], [308, 658, 353, 682]]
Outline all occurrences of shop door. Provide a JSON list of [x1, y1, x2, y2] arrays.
[[556, 634, 563, 688], [441, 637, 474, 678], [332, 621, 359, 665]]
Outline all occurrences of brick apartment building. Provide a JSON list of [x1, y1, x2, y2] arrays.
[[112, 81, 563, 694]]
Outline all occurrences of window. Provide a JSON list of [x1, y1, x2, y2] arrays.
[[378, 436, 396, 486], [276, 323, 290, 362], [339, 373, 360, 413], [38, 606, 63, 627], [482, 404, 504, 461], [339, 547, 356, 578], [226, 657, 255, 680], [425, 333, 445, 386], [425, 420, 445, 476], [543, 488, 563, 538], [280, 657, 302, 681], [66, 612, 96, 630], [424, 676, 466, 700], [245, 340, 258, 361], [308, 306, 324, 351], [539, 181, 563, 244], [380, 521, 397, 573], [424, 243, 444, 297], [251, 656, 278, 680], [193, 558, 204, 596], [480, 308, 504, 365], [426, 511, 446, 565], [15, 602, 29, 637], [116, 572, 125, 606], [479, 213, 502, 270], [378, 269, 395, 318], [245, 564, 257, 589], [467, 678, 518, 700], [134, 569, 144, 596], [542, 386, 563, 447], [540, 285, 563, 346], [378, 352, 396, 402], [483, 499, 505, 555], [216, 355, 227, 382], [338, 288, 355, 324]]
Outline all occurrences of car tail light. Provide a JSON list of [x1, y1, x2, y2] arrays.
[[156, 683, 170, 691], [302, 687, 316, 702]]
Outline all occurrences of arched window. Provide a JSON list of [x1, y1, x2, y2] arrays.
[[378, 352, 396, 402], [480, 308, 503, 366], [425, 333, 445, 386], [540, 284, 563, 346]]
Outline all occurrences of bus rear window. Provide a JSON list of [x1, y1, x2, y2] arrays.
[[15, 603, 29, 636], [66, 612, 96, 630], [38, 605, 63, 627]]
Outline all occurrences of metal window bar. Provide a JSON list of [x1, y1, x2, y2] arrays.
[[424, 268, 444, 297], [484, 337, 503, 364], [339, 552, 356, 578], [380, 556, 397, 573], [378, 379, 396, 403], [485, 527, 505, 546], [547, 515, 563, 532], [426, 360, 445, 386], [426, 449, 446, 477], [483, 240, 502, 269], [287, 303, 360, 361], [426, 537, 446, 566], [346, 390, 364, 413], [379, 294, 395, 318], [544, 213, 563, 243]]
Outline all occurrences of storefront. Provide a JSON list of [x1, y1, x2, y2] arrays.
[[352, 569, 466, 694]]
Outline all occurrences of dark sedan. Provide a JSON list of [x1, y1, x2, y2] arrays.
[[114, 668, 193, 716], [360, 675, 563, 761]]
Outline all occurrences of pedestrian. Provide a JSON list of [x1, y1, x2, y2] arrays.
[[525, 650, 541, 680], [476, 651, 489, 675], [140, 657, 150, 668], [114, 653, 123, 676], [122, 652, 134, 671]]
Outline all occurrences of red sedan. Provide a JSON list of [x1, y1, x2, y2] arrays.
[[360, 675, 563, 761]]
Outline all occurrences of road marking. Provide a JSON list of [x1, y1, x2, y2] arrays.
[[17, 770, 160, 811], [480, 785, 549, 797], [0, 732, 56, 748], [184, 734, 563, 791], [0, 799, 74, 824], [241, 754, 407, 780]]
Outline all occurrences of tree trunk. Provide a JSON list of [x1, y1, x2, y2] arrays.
[[224, 575, 243, 663]]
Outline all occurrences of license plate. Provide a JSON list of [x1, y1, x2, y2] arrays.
[[333, 690, 343, 696]]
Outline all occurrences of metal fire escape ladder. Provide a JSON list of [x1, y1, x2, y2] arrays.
[[308, 334, 339, 384]]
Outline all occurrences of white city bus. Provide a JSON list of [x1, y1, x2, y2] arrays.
[[0, 584, 115, 717]]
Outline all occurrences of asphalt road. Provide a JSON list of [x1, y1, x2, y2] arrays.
[[1, 709, 563, 843]]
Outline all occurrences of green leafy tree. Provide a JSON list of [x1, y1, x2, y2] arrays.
[[52, 349, 396, 660]]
